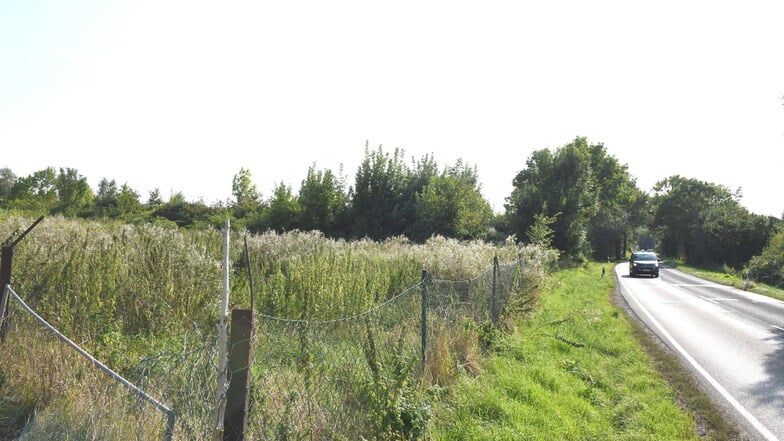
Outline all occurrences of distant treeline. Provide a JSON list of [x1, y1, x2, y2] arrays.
[[2, 138, 782, 282]]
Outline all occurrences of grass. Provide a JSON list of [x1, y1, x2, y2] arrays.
[[428, 262, 741, 440], [664, 259, 784, 301], [3, 213, 748, 439], [0, 213, 556, 440]]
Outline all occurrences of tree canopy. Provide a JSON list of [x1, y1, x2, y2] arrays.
[[651, 175, 776, 266], [2, 138, 780, 277], [505, 137, 644, 259]]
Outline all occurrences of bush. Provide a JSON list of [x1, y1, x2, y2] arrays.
[[745, 231, 784, 288]]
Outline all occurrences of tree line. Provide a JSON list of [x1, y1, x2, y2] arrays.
[[1, 138, 782, 284], [0, 144, 494, 242]]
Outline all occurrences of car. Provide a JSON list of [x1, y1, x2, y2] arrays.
[[629, 251, 659, 277]]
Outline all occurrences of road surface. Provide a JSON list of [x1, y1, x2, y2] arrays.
[[615, 263, 784, 441]]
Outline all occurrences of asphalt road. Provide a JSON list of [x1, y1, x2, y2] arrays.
[[615, 263, 784, 441]]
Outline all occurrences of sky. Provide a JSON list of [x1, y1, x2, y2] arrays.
[[1, 1, 782, 217]]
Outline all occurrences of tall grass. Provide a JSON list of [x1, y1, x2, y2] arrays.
[[1, 213, 556, 439]]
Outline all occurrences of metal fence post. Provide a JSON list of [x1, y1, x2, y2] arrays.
[[420, 269, 428, 372], [214, 219, 231, 438], [1, 215, 44, 342], [491, 255, 499, 323], [0, 246, 12, 341]]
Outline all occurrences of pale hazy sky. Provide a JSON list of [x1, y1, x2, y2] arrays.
[[1, 1, 782, 216]]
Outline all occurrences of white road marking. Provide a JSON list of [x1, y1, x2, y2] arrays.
[[670, 283, 714, 287], [620, 276, 779, 441]]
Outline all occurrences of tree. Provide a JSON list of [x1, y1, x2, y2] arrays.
[[231, 167, 261, 207], [585, 145, 644, 260], [506, 138, 598, 258], [260, 183, 300, 233], [506, 138, 642, 259], [351, 144, 410, 239], [94, 178, 120, 217], [53, 168, 94, 217], [412, 160, 493, 241], [117, 184, 143, 218], [0, 167, 17, 207], [401, 153, 440, 236], [297, 164, 349, 236], [93, 178, 143, 219], [526, 203, 559, 248], [746, 230, 784, 287], [147, 188, 164, 208], [651, 176, 736, 262], [701, 203, 774, 268], [152, 195, 216, 228], [9, 167, 58, 213]]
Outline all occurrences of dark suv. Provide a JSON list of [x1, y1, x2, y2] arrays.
[[629, 251, 659, 277]]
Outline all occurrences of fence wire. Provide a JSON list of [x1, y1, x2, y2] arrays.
[[1, 287, 175, 441], [248, 284, 423, 440], [1, 259, 529, 440]]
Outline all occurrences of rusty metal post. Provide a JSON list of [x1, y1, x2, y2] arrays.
[[0, 246, 12, 341], [1, 216, 45, 342], [223, 309, 255, 441]]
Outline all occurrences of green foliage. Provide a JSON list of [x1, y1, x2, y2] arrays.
[[258, 183, 300, 233], [746, 230, 784, 287], [151, 198, 217, 229], [652, 175, 775, 266], [231, 167, 261, 209], [429, 263, 703, 440], [352, 144, 411, 239], [362, 319, 431, 440], [8, 167, 58, 213], [506, 138, 642, 259], [1, 215, 223, 339], [526, 203, 559, 248], [53, 168, 94, 217], [297, 164, 350, 237], [0, 213, 559, 439], [0, 167, 17, 207], [412, 161, 493, 242], [0, 144, 497, 241]]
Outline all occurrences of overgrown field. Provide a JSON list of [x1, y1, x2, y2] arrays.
[[0, 214, 554, 440]]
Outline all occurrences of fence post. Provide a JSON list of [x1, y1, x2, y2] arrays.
[[223, 309, 255, 441], [420, 269, 428, 372], [214, 219, 231, 438], [1, 215, 44, 342], [0, 246, 12, 341], [491, 255, 499, 323]]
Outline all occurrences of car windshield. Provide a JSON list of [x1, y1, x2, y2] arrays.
[[634, 253, 657, 261]]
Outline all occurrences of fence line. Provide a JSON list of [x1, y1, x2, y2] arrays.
[[4, 284, 176, 441], [242, 257, 527, 439], [2, 256, 529, 440]]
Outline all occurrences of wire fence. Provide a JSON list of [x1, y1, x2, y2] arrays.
[[1, 257, 529, 440], [1, 285, 176, 441]]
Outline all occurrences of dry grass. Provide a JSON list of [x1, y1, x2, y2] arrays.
[[1, 213, 557, 439]]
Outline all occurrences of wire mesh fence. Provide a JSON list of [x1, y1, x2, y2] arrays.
[[1, 257, 530, 440], [1, 286, 175, 441]]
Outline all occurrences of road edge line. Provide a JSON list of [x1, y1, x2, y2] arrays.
[[618, 269, 779, 441]]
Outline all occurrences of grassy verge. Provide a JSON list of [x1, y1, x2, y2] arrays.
[[428, 262, 740, 440], [665, 260, 784, 301]]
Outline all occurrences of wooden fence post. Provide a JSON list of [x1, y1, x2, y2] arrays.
[[223, 309, 255, 441]]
